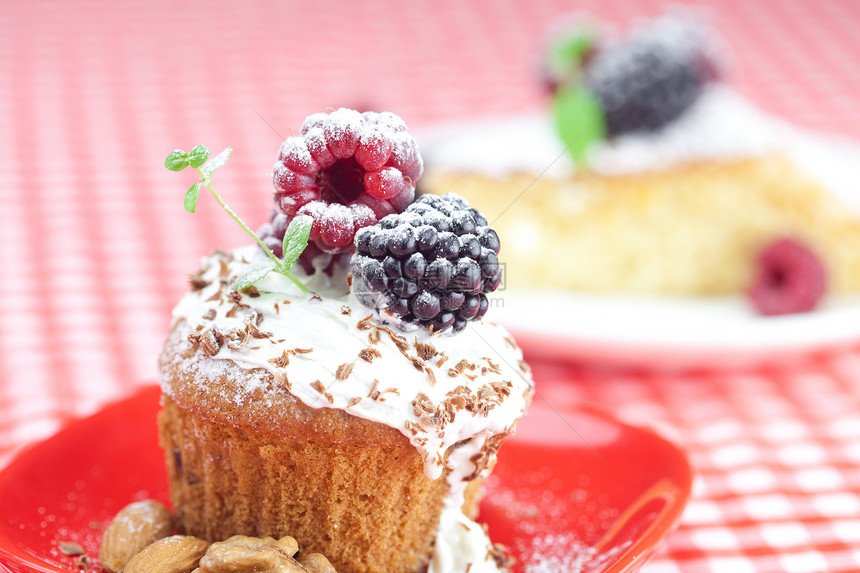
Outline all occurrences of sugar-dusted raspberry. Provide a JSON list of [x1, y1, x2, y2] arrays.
[[749, 238, 827, 316], [349, 193, 502, 332], [272, 109, 423, 256], [257, 211, 349, 276]]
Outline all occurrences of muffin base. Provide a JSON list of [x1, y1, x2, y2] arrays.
[[159, 396, 485, 573]]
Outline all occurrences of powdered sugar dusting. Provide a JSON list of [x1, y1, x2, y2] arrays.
[[522, 534, 631, 573]]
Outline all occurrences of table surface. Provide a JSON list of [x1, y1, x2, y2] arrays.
[[2, 1, 860, 572]]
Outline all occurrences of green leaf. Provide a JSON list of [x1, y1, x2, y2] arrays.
[[546, 28, 594, 84], [184, 182, 201, 213], [233, 260, 277, 291], [164, 150, 189, 171], [552, 85, 606, 164], [188, 145, 210, 168], [201, 147, 232, 178], [281, 215, 313, 268]]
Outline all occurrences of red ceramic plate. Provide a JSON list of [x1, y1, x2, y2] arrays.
[[0, 385, 692, 573]]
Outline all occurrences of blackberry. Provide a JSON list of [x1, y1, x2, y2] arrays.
[[271, 108, 423, 256], [583, 14, 717, 136], [349, 193, 503, 332]]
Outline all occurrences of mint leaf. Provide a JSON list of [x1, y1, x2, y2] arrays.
[[281, 215, 313, 268], [546, 29, 594, 84], [184, 182, 201, 213], [201, 147, 232, 178], [552, 85, 606, 164], [165, 150, 189, 171], [233, 259, 277, 291], [188, 145, 210, 168]]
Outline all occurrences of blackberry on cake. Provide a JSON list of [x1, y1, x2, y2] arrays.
[[544, 13, 720, 160], [349, 193, 502, 332]]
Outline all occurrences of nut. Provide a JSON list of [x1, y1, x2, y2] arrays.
[[196, 535, 304, 573], [124, 535, 208, 573], [298, 553, 337, 573], [99, 500, 172, 572]]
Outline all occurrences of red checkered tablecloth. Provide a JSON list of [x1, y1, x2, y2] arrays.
[[2, 1, 860, 571]]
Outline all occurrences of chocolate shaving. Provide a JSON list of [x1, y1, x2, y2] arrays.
[[414, 339, 438, 361], [375, 387, 400, 402], [464, 433, 508, 480], [269, 350, 291, 368], [225, 327, 251, 351], [189, 270, 209, 291], [408, 356, 425, 372], [205, 287, 223, 302], [242, 285, 261, 298], [219, 258, 231, 278], [375, 324, 409, 353], [412, 393, 435, 416], [245, 317, 272, 339], [347, 397, 362, 408], [341, 305, 352, 316], [202, 309, 217, 321], [336, 363, 355, 380], [356, 315, 374, 331], [358, 348, 382, 363], [199, 328, 221, 357], [310, 380, 326, 394], [367, 379, 380, 399]]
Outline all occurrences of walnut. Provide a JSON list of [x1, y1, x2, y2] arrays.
[[195, 535, 303, 572]]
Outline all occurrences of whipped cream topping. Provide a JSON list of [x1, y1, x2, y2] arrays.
[[428, 438, 509, 573], [420, 86, 789, 178], [163, 246, 533, 482]]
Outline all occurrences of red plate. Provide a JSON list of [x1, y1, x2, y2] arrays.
[[0, 384, 691, 573]]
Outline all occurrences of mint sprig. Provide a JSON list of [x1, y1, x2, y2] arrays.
[[552, 85, 606, 164], [164, 145, 312, 293]]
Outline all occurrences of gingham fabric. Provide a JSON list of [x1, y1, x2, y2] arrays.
[[1, 1, 859, 571]]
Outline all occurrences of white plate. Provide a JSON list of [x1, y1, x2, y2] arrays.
[[492, 291, 860, 370]]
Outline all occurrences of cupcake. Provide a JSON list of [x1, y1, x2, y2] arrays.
[[158, 110, 533, 573], [419, 13, 860, 314]]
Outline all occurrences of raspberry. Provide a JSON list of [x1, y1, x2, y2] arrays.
[[583, 14, 717, 136], [749, 238, 827, 316], [349, 193, 502, 332], [272, 109, 423, 256], [257, 211, 349, 276]]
